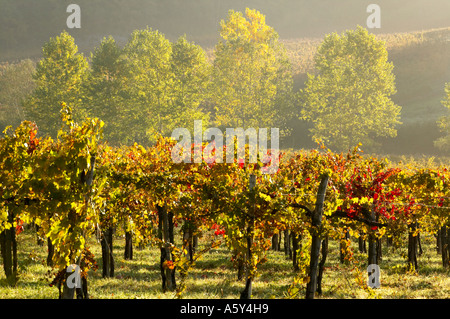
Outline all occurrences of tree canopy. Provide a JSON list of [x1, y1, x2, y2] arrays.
[[300, 26, 401, 152], [23, 31, 88, 138], [434, 83, 450, 151], [211, 8, 294, 135]]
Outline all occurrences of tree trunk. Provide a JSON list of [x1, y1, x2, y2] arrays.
[[292, 232, 301, 271], [0, 210, 18, 285], [47, 237, 54, 267], [61, 261, 84, 299], [168, 211, 176, 286], [358, 236, 366, 253], [441, 225, 450, 268], [168, 211, 175, 246], [284, 229, 291, 258], [76, 258, 89, 299], [12, 222, 17, 276], [101, 227, 115, 278], [35, 224, 44, 246], [193, 235, 198, 252], [101, 233, 110, 278], [61, 268, 76, 299], [0, 230, 12, 279], [183, 223, 195, 262], [377, 238, 382, 261], [417, 232, 423, 256], [407, 222, 418, 270], [305, 174, 328, 299], [407, 232, 418, 270], [158, 205, 176, 292], [240, 174, 256, 300], [124, 230, 133, 260], [367, 210, 379, 266], [272, 233, 279, 251], [239, 233, 253, 299], [108, 228, 115, 277], [317, 236, 328, 295], [386, 236, 393, 250], [368, 235, 377, 266], [436, 229, 442, 254], [235, 251, 245, 281], [77, 276, 88, 299]]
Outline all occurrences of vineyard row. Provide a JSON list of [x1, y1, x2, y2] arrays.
[[1, 117, 450, 298]]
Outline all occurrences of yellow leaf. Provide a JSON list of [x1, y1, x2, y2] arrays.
[[259, 192, 271, 202]]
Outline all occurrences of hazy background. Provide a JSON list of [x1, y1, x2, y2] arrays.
[[1, 0, 449, 59], [0, 0, 449, 156]]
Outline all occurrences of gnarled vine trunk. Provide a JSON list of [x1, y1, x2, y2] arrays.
[[124, 230, 133, 260], [317, 236, 328, 295], [407, 222, 419, 270], [367, 210, 380, 266], [305, 174, 328, 299], [47, 237, 54, 267], [292, 232, 301, 271], [101, 227, 115, 278], [441, 225, 450, 268], [240, 174, 256, 300], [0, 210, 18, 286], [157, 205, 176, 292]]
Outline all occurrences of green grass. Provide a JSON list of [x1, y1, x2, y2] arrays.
[[0, 229, 449, 299]]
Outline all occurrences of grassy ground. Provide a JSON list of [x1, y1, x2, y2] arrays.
[[0, 229, 449, 299]]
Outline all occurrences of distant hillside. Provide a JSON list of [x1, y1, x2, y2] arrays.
[[1, 0, 449, 61]]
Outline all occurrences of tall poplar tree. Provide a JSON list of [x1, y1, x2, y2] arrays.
[[23, 31, 88, 138], [211, 8, 294, 135], [85, 36, 129, 145], [122, 28, 174, 145], [170, 35, 210, 134]]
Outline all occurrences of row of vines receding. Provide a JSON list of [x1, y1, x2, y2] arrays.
[[1, 113, 449, 299]]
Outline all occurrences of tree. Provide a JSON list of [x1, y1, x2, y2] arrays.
[[122, 28, 174, 145], [0, 60, 35, 131], [300, 26, 401, 152], [170, 35, 210, 134], [434, 83, 450, 150], [211, 8, 294, 135], [23, 31, 88, 138], [85, 36, 129, 145]]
